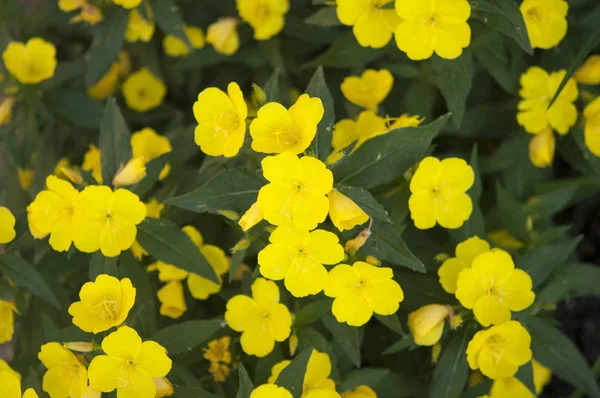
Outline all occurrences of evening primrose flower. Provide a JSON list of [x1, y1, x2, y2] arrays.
[[18, 168, 34, 190], [87, 62, 119, 100], [239, 202, 264, 231], [157, 280, 187, 319], [489, 360, 552, 398], [328, 111, 387, 163], [574, 55, 600, 85], [584, 97, 600, 157], [163, 26, 205, 57], [82, 144, 102, 183], [0, 360, 20, 379], [207, 18, 240, 55], [88, 326, 172, 398], [251, 385, 292, 398], [438, 236, 490, 294], [236, 0, 290, 40], [395, 0, 471, 60], [305, 390, 341, 398], [342, 386, 377, 398], [409, 157, 474, 230], [340, 69, 393, 112], [328, 189, 369, 232], [520, 0, 568, 50], [112, 157, 147, 186], [125, 10, 155, 43], [268, 350, 336, 396], [27, 176, 79, 252], [0, 96, 15, 125], [517, 67, 578, 135], [408, 304, 452, 346], [325, 261, 404, 327], [193, 82, 247, 157], [131, 127, 172, 180], [466, 321, 532, 379], [38, 342, 87, 398], [225, 278, 292, 357], [257, 152, 333, 230], [0, 206, 16, 244], [73, 186, 146, 257], [529, 128, 555, 168], [250, 94, 324, 154], [0, 300, 17, 343], [68, 274, 136, 333], [2, 38, 57, 84], [336, 0, 399, 48], [112, 0, 142, 9], [0, 370, 39, 398], [122, 68, 166, 112], [456, 249, 535, 327]]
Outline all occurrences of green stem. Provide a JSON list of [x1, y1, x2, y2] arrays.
[[568, 355, 600, 398]]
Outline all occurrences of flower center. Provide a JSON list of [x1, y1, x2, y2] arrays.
[[486, 334, 506, 358], [527, 7, 544, 24], [97, 298, 119, 320], [255, 5, 270, 21]]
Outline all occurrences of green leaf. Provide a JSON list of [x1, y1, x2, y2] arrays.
[[305, 66, 334, 162], [148, 0, 191, 47], [335, 185, 392, 224], [495, 183, 529, 241], [381, 336, 414, 355], [340, 368, 390, 392], [172, 384, 221, 398], [236, 364, 255, 398], [137, 218, 219, 283], [361, 220, 425, 272], [294, 299, 332, 325], [152, 319, 223, 356], [473, 34, 525, 94], [305, 7, 341, 27], [548, 23, 600, 108], [331, 114, 450, 189], [470, 0, 533, 54], [514, 361, 536, 395], [120, 251, 157, 337], [430, 325, 473, 398], [303, 31, 382, 69], [129, 153, 171, 198], [89, 252, 118, 280], [44, 89, 104, 129], [516, 235, 582, 288], [535, 264, 600, 309], [173, 48, 225, 72], [85, 6, 128, 87], [99, 98, 132, 184], [527, 317, 600, 398], [432, 53, 473, 128], [374, 314, 404, 336], [323, 314, 361, 367], [264, 68, 281, 103], [229, 243, 249, 283], [0, 254, 61, 309], [275, 348, 313, 398], [395, 269, 457, 312], [165, 169, 265, 214]]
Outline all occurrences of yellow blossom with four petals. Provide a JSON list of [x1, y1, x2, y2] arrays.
[[2, 38, 57, 84], [122, 68, 167, 112], [520, 0, 568, 50], [38, 343, 88, 398], [438, 236, 490, 294], [340, 69, 393, 112], [236, 0, 289, 40]]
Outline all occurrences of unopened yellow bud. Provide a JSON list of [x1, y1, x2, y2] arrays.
[[289, 332, 298, 356], [434, 253, 449, 262], [529, 128, 555, 168], [328, 189, 369, 232], [450, 313, 463, 329], [232, 238, 251, 252], [526, 216, 534, 232], [574, 55, 600, 85], [251, 83, 266, 105], [60, 166, 83, 185], [431, 342, 441, 364], [408, 304, 452, 346], [344, 228, 371, 254], [365, 255, 380, 266], [112, 157, 146, 186], [64, 342, 94, 352], [17, 168, 34, 190], [219, 210, 240, 221], [238, 202, 263, 231], [154, 377, 174, 398], [0, 96, 15, 125]]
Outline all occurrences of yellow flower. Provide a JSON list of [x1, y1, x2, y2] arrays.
[[2, 38, 57, 84], [395, 0, 471, 60], [38, 342, 87, 398], [87, 62, 119, 100], [73, 186, 146, 257], [325, 261, 404, 327], [125, 10, 155, 43], [122, 68, 167, 112], [336, 0, 399, 48], [71, 4, 104, 25], [267, 350, 336, 396], [488, 230, 525, 250], [342, 386, 377, 398], [257, 152, 333, 230], [204, 336, 232, 364], [154, 377, 174, 398], [163, 25, 205, 57], [489, 359, 551, 398], [584, 97, 600, 157], [207, 17, 240, 55], [408, 304, 452, 346], [0, 370, 39, 398], [0, 300, 17, 343], [574, 55, 600, 85], [517, 67, 578, 135], [520, 0, 568, 50], [27, 176, 79, 252], [131, 128, 172, 180], [239, 202, 264, 231], [529, 127, 555, 168], [251, 385, 292, 398], [328, 111, 387, 163], [438, 236, 490, 294], [118, 50, 132, 77], [250, 94, 324, 154], [68, 274, 136, 333], [305, 390, 341, 398], [0, 206, 16, 244], [0, 96, 15, 125], [112, 0, 142, 9], [456, 249, 535, 327], [112, 157, 147, 186], [58, 0, 85, 11], [327, 189, 369, 232], [409, 157, 474, 230], [145, 198, 165, 219], [236, 0, 290, 40], [193, 82, 247, 157], [88, 326, 172, 398], [157, 280, 187, 319], [0, 360, 20, 380], [225, 277, 292, 357], [18, 168, 34, 190], [466, 321, 532, 380], [82, 144, 103, 183], [340, 69, 393, 112]]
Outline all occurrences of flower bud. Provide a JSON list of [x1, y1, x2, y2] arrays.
[[574, 55, 600, 85], [431, 342, 441, 364], [251, 83, 266, 105], [232, 238, 251, 252], [206, 17, 239, 56], [60, 166, 84, 185], [364, 255, 380, 266], [408, 304, 452, 346], [328, 189, 369, 232], [238, 202, 263, 231], [112, 157, 146, 186], [0, 96, 15, 125], [288, 332, 298, 356], [344, 228, 371, 255], [64, 342, 94, 352], [219, 210, 240, 221], [528, 128, 555, 168], [154, 377, 174, 398]]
